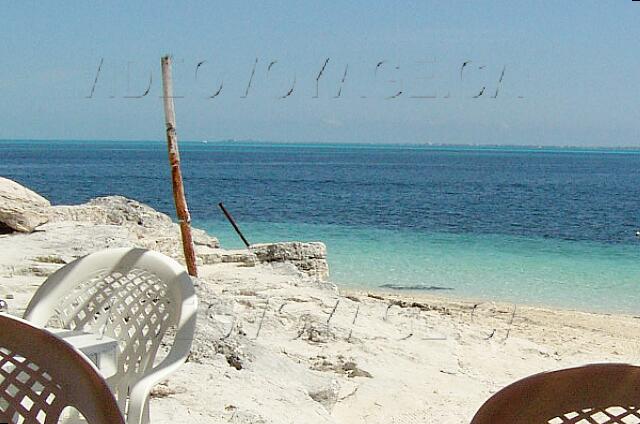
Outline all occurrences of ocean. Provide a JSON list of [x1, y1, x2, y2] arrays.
[[2, 139, 639, 313]]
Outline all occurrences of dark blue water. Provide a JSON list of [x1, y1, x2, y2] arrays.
[[3, 140, 639, 244], [2, 140, 640, 312]]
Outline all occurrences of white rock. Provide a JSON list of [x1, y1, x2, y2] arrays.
[[49, 196, 174, 228], [48, 196, 220, 253], [0, 177, 51, 233], [251, 242, 329, 280]]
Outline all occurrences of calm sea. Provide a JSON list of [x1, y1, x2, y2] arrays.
[[2, 140, 639, 313]]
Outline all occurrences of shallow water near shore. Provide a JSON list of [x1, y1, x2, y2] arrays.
[[201, 219, 640, 314], [2, 139, 640, 314]]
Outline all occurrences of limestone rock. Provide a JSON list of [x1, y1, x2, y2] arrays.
[[48, 196, 220, 252], [251, 242, 329, 280], [221, 249, 258, 266], [196, 245, 257, 267], [1, 183, 333, 278], [0, 177, 51, 233], [49, 196, 174, 228]]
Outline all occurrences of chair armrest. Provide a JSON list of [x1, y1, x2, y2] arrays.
[[126, 359, 184, 423], [126, 312, 196, 424]]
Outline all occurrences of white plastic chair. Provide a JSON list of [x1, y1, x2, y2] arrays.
[[23, 248, 198, 424], [0, 313, 125, 424]]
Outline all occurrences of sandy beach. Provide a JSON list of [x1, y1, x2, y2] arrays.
[[1, 183, 639, 423]]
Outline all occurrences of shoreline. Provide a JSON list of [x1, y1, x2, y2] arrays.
[[341, 286, 640, 337], [2, 181, 639, 423], [340, 284, 639, 318], [201, 218, 640, 316]]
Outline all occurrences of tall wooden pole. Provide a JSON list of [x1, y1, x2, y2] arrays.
[[161, 55, 198, 277]]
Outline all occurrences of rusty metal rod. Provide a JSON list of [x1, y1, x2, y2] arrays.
[[218, 202, 251, 248]]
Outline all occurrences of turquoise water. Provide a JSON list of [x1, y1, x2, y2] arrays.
[[200, 220, 640, 313], [2, 140, 640, 313]]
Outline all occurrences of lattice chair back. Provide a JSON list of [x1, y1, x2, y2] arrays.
[[0, 314, 125, 424], [471, 363, 640, 424], [23, 248, 198, 424]]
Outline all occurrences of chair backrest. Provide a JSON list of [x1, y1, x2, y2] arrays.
[[0, 314, 125, 424], [471, 363, 640, 424], [23, 248, 198, 411]]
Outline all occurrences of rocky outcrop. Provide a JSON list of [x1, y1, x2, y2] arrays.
[[48, 196, 220, 253], [0, 178, 329, 280], [195, 245, 257, 267], [0, 177, 51, 233], [49, 196, 174, 228], [251, 242, 329, 280], [48, 198, 329, 279]]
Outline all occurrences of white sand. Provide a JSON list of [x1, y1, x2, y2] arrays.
[[2, 220, 639, 423]]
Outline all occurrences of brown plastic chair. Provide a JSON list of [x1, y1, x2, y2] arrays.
[[471, 363, 640, 424], [0, 313, 125, 424]]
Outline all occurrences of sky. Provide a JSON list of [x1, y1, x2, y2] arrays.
[[1, 1, 639, 146]]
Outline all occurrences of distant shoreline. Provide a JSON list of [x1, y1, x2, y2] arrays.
[[3, 138, 640, 153]]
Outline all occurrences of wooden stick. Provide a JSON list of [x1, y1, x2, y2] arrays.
[[161, 55, 198, 277]]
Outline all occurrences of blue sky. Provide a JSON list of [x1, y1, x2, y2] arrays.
[[1, 1, 639, 145]]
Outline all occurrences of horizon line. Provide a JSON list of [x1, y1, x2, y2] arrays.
[[2, 138, 640, 151]]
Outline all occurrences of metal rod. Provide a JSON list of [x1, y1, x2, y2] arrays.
[[218, 202, 251, 248]]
